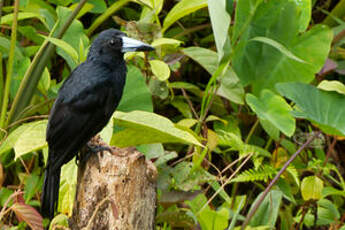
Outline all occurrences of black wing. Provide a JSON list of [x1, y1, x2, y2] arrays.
[[46, 61, 124, 171]]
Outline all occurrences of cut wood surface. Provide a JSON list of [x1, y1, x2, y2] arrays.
[[69, 138, 157, 230]]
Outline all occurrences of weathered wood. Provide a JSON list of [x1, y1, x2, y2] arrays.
[[69, 138, 157, 230]]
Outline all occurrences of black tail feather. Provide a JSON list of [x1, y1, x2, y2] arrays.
[[41, 166, 61, 219]]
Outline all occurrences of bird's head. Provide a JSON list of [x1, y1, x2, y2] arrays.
[[87, 29, 154, 61]]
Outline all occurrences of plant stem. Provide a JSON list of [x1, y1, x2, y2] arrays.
[[241, 131, 321, 230], [245, 119, 259, 144], [86, 0, 130, 36], [0, 0, 19, 129], [6, 0, 88, 126]]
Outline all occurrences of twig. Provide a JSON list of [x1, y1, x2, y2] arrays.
[[241, 131, 321, 230], [173, 24, 211, 39], [181, 89, 199, 119], [0, 190, 23, 221], [197, 153, 253, 215], [7, 115, 49, 129]]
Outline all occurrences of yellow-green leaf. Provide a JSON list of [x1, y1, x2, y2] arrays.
[[40, 35, 79, 63], [301, 176, 323, 201], [14, 120, 48, 159], [318, 80, 345, 95], [151, 38, 182, 47], [149, 60, 171, 81]]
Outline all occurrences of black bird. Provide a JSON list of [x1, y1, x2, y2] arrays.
[[41, 29, 154, 219]]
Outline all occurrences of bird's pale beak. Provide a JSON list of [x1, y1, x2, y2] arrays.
[[121, 37, 154, 52]]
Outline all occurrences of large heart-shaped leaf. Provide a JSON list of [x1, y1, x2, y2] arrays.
[[232, 0, 332, 94], [246, 90, 295, 137], [276, 82, 345, 136], [117, 65, 153, 112], [110, 111, 202, 147], [183, 47, 244, 104]]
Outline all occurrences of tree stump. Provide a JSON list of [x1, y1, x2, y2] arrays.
[[69, 138, 157, 230]]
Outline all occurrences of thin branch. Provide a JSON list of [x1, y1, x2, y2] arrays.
[[241, 131, 321, 229], [181, 89, 199, 119], [197, 153, 253, 215]]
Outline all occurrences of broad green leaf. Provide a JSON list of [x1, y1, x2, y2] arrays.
[[56, 7, 89, 69], [0, 12, 48, 28], [318, 80, 345, 95], [183, 47, 244, 104], [86, 0, 107, 13], [0, 123, 32, 155], [301, 176, 323, 201], [149, 60, 171, 81], [250, 36, 305, 63], [276, 82, 345, 136], [162, 0, 208, 33], [110, 111, 202, 147], [232, 0, 333, 94], [322, 187, 345, 198], [117, 65, 153, 112], [246, 90, 295, 137], [208, 0, 231, 60], [232, 0, 263, 43], [0, 37, 24, 60], [13, 120, 48, 159], [40, 35, 79, 64], [136, 143, 165, 159], [289, 0, 311, 31], [59, 159, 77, 216], [187, 194, 229, 230], [151, 38, 182, 47], [248, 190, 283, 227]]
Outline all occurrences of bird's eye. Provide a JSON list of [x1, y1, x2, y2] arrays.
[[109, 39, 116, 46]]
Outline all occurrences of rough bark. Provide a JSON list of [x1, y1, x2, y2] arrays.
[[69, 138, 157, 230]]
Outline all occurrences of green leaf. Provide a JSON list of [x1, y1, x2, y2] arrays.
[[151, 38, 182, 47], [162, 0, 208, 33], [0, 12, 47, 28], [40, 35, 79, 64], [289, 0, 311, 31], [110, 111, 202, 147], [246, 90, 295, 137], [208, 0, 231, 60], [55, 6, 89, 69], [318, 80, 345, 95], [276, 82, 345, 136], [301, 176, 323, 201], [249, 190, 283, 227], [149, 60, 171, 81], [13, 120, 48, 159], [58, 159, 77, 216], [117, 65, 153, 112], [187, 194, 229, 230], [250, 36, 306, 63], [232, 0, 333, 94], [0, 123, 32, 155], [183, 47, 244, 104], [322, 187, 345, 198]]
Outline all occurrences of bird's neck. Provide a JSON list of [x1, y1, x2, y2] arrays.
[[88, 52, 125, 70]]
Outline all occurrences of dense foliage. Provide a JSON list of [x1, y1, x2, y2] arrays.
[[0, 0, 345, 229]]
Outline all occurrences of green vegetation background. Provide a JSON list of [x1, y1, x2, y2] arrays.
[[0, 0, 345, 229]]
